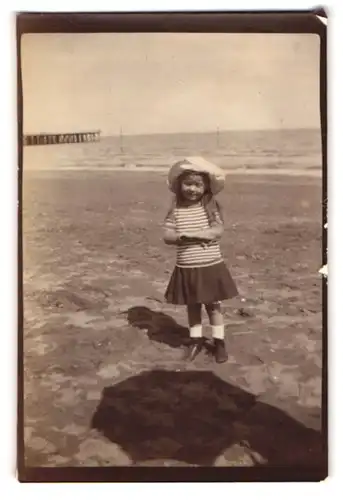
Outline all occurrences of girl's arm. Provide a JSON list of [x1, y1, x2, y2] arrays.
[[182, 224, 223, 242], [163, 202, 223, 245], [164, 228, 198, 245], [183, 206, 224, 242], [163, 208, 185, 246], [188, 223, 223, 242], [163, 227, 181, 245]]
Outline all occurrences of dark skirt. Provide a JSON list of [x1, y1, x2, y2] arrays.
[[165, 261, 238, 305]]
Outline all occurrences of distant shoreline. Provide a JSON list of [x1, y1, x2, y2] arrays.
[[24, 166, 321, 177], [23, 127, 321, 140], [100, 127, 321, 140]]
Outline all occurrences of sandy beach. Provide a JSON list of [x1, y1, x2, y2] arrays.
[[22, 168, 324, 467]]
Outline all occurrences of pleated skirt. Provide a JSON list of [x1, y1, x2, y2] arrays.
[[165, 260, 238, 305]]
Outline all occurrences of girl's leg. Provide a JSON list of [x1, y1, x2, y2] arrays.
[[187, 303, 202, 338], [205, 302, 228, 363], [205, 302, 224, 335], [184, 304, 203, 360]]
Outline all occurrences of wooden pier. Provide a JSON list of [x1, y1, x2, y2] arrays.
[[24, 130, 101, 146]]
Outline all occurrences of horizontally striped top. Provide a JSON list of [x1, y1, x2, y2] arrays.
[[164, 202, 223, 268]]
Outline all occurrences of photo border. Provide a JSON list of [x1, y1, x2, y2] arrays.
[[16, 9, 328, 483]]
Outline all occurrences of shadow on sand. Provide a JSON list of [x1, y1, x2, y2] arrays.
[[91, 369, 326, 474], [125, 305, 190, 348]]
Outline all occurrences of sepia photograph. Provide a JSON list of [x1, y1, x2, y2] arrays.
[[19, 13, 326, 480]]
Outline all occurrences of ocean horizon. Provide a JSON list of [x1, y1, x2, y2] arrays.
[[23, 127, 322, 172]]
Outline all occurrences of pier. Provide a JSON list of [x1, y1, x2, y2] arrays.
[[24, 130, 101, 146]]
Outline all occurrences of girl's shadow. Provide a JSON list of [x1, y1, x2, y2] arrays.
[[125, 306, 190, 348]]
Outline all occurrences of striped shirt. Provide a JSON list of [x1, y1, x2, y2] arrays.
[[164, 202, 223, 268]]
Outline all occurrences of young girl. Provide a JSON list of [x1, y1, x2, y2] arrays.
[[163, 157, 238, 363]]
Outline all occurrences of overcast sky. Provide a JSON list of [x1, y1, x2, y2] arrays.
[[21, 33, 320, 136]]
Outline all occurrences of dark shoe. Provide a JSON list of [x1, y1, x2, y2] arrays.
[[213, 339, 228, 363], [183, 338, 205, 361]]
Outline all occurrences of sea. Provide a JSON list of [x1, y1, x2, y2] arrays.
[[23, 128, 322, 173]]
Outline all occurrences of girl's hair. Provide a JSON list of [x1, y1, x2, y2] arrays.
[[167, 170, 223, 224]]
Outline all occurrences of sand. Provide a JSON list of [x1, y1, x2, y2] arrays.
[[22, 170, 324, 469]]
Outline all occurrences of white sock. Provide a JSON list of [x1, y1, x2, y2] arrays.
[[211, 324, 225, 340], [189, 324, 203, 338]]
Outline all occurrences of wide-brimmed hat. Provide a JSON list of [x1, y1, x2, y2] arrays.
[[168, 156, 225, 195]]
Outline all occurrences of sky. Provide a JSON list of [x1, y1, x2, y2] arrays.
[[21, 33, 321, 136]]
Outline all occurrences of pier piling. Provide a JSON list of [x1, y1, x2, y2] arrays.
[[23, 130, 101, 146]]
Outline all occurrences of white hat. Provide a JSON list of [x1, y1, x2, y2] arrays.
[[168, 156, 225, 195]]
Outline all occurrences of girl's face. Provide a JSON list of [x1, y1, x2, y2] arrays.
[[180, 172, 208, 203]]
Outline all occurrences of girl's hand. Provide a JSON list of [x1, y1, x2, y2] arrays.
[[179, 233, 217, 247], [180, 231, 202, 240], [178, 233, 202, 245], [182, 231, 217, 242], [179, 232, 195, 241]]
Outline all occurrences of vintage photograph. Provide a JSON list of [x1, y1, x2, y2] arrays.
[[20, 27, 325, 475]]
